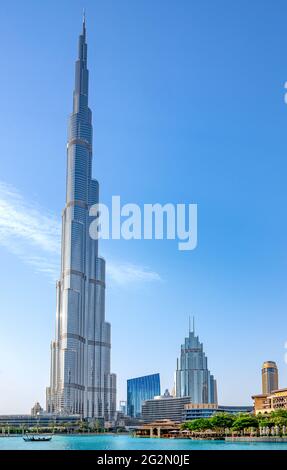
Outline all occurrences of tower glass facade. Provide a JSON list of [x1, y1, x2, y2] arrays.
[[262, 361, 279, 395], [127, 374, 161, 418], [175, 328, 217, 404], [46, 18, 116, 420]]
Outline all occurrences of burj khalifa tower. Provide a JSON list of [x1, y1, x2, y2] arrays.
[[46, 16, 116, 420]]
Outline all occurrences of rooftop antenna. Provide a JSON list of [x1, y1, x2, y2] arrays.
[[82, 8, 86, 36], [193, 315, 195, 334]]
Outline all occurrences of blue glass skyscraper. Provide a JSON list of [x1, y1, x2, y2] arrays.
[[46, 16, 116, 420], [175, 325, 217, 404], [127, 374, 161, 418]]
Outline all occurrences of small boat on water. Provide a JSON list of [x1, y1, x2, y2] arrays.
[[23, 435, 52, 442]]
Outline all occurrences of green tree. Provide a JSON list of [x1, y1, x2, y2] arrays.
[[210, 413, 235, 431], [271, 410, 287, 419], [231, 415, 258, 431], [186, 418, 212, 432], [258, 417, 274, 427], [273, 416, 287, 427], [78, 421, 89, 433], [180, 422, 190, 430], [256, 410, 287, 429], [94, 419, 100, 433]]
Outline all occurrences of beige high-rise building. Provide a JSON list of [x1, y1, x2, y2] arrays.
[[262, 361, 278, 394]]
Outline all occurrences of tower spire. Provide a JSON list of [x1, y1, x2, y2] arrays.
[[74, 14, 88, 100], [82, 8, 86, 35], [188, 315, 195, 334]]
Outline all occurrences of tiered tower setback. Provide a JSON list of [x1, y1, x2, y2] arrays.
[[175, 325, 217, 404], [46, 17, 116, 420]]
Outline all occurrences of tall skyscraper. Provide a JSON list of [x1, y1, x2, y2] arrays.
[[127, 374, 161, 418], [175, 324, 217, 404], [46, 17, 116, 420], [262, 361, 279, 394]]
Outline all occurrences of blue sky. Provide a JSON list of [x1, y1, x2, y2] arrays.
[[0, 0, 287, 413]]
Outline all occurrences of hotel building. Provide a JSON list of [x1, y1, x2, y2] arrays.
[[46, 17, 116, 420], [252, 389, 287, 415]]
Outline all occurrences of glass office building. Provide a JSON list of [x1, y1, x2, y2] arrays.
[[127, 374, 161, 418], [175, 326, 217, 404]]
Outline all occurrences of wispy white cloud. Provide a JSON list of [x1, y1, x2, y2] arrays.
[[0, 182, 60, 253], [0, 181, 162, 285], [0, 181, 60, 281], [106, 262, 162, 286]]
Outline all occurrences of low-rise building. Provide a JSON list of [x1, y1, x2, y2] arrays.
[[0, 414, 81, 428], [135, 419, 181, 438], [183, 403, 253, 420], [252, 388, 287, 415], [142, 395, 193, 423], [142, 397, 253, 423]]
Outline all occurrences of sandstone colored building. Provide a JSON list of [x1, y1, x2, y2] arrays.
[[252, 388, 287, 415]]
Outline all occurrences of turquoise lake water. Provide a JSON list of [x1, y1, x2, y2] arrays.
[[0, 435, 287, 450]]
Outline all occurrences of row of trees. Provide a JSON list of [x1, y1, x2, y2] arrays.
[[181, 410, 287, 435]]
